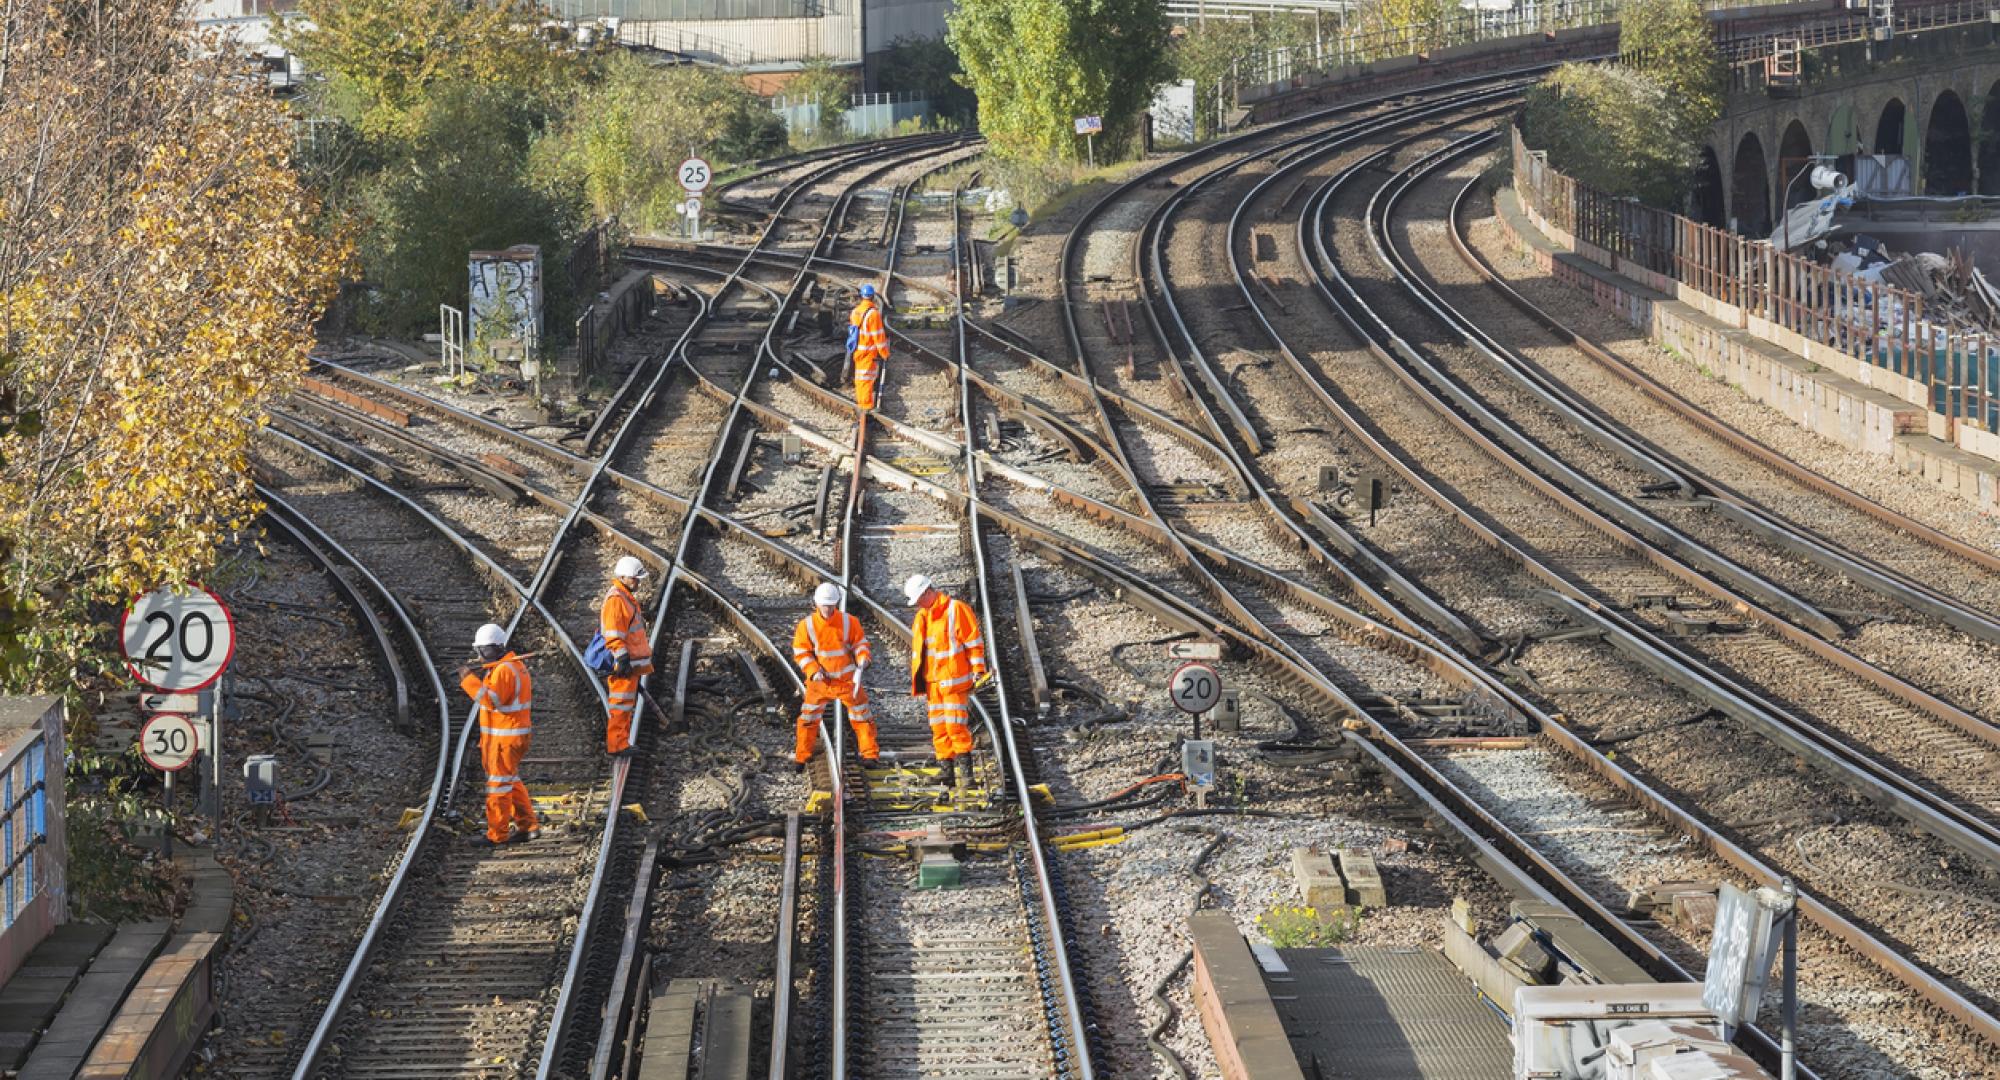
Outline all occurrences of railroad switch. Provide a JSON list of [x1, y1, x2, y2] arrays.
[[913, 823, 962, 889]]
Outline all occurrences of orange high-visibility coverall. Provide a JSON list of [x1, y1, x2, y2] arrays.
[[850, 298, 889, 409], [462, 653, 535, 843], [792, 610, 880, 763], [909, 592, 986, 761], [600, 581, 653, 754]]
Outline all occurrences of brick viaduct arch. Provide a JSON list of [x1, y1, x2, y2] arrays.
[[1708, 56, 2000, 233]]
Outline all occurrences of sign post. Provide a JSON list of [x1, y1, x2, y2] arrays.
[[1167, 660, 1221, 807], [122, 585, 235, 838], [139, 713, 200, 858], [678, 155, 711, 241], [1073, 116, 1102, 168]]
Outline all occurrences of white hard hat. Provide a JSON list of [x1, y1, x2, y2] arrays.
[[814, 582, 843, 607], [613, 555, 648, 580], [474, 623, 508, 648], [903, 574, 932, 606]]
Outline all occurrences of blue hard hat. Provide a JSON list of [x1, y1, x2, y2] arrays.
[[859, 283, 876, 298]]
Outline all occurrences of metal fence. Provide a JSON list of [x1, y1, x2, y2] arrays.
[[1725, 0, 2000, 92], [551, 0, 820, 20], [1512, 127, 2000, 434], [772, 91, 930, 137]]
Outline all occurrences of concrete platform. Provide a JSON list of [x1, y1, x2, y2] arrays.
[[1270, 946, 1514, 1080], [0, 923, 114, 1073]]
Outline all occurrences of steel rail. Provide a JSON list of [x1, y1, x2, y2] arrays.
[[577, 138, 970, 1077], [950, 175, 1097, 1076], [1247, 109, 2000, 1053], [1441, 167, 2000, 591], [1246, 121, 2000, 875], [257, 493, 412, 728], [1377, 135, 2000, 654], [270, 425, 608, 1078], [1352, 133, 2000, 856], [1093, 84, 1832, 1074], [256, 489, 451, 1063], [284, 137, 948, 1079]]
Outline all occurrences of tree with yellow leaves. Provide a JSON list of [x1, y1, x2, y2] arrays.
[[0, 0, 349, 690]]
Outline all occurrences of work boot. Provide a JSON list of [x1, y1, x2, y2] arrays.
[[954, 757, 973, 789]]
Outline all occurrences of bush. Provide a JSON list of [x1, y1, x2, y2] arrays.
[[1519, 0, 1722, 210]]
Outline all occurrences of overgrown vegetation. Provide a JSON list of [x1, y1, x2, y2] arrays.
[[1172, 15, 1320, 141], [1362, 0, 1459, 54], [534, 55, 786, 232], [1258, 904, 1362, 947], [949, 0, 1172, 162], [782, 57, 859, 146], [1519, 0, 1724, 209]]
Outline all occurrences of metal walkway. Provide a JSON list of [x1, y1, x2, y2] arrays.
[[1271, 945, 1513, 1080]]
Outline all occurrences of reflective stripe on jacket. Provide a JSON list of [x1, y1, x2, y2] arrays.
[[910, 594, 985, 696], [600, 582, 652, 664], [850, 300, 889, 361], [794, 610, 872, 681], [462, 653, 533, 738]]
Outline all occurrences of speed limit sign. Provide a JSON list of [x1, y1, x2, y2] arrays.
[[139, 713, 200, 772], [1168, 662, 1221, 715], [678, 156, 712, 194], [121, 585, 236, 692]]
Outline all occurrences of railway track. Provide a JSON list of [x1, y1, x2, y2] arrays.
[[255, 134, 977, 1079], [1139, 84, 2000, 1065], [242, 88, 2000, 1079]]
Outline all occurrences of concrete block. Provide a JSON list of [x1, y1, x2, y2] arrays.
[[1290, 848, 1344, 911], [1672, 892, 1719, 931], [1335, 848, 1386, 908]]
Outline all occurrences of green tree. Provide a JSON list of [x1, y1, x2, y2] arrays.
[[786, 58, 857, 144], [878, 36, 976, 128], [535, 56, 785, 229], [365, 84, 582, 331], [286, 0, 587, 335], [1363, 0, 1459, 57], [949, 0, 1173, 162], [1522, 63, 1699, 208], [1618, 0, 1725, 139], [284, 0, 581, 140]]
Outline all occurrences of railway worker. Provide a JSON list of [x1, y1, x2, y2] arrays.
[[903, 573, 989, 789], [600, 555, 654, 758], [847, 282, 889, 410], [792, 582, 881, 769], [459, 623, 537, 845]]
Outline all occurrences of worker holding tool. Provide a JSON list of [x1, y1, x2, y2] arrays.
[[458, 623, 536, 845], [847, 282, 889, 410], [791, 582, 880, 770], [600, 555, 653, 757], [904, 574, 988, 789]]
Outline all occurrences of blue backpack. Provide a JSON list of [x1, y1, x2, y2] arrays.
[[584, 630, 616, 675]]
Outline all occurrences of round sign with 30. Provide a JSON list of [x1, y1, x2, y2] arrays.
[[139, 713, 201, 772]]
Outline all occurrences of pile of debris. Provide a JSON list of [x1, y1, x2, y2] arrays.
[[1826, 234, 2000, 333]]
